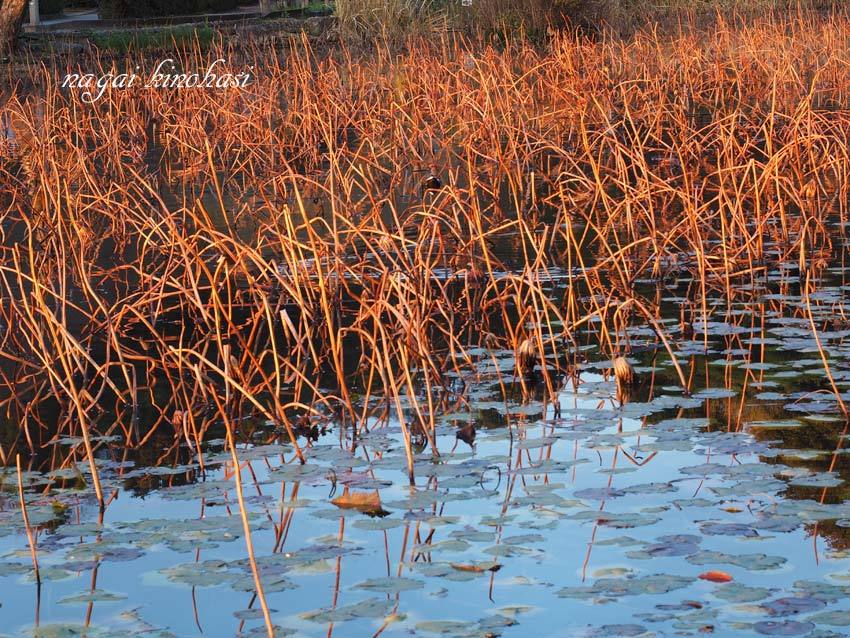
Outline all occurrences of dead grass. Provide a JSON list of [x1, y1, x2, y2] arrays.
[[1, 10, 849, 489]]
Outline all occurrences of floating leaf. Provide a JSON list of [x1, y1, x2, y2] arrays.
[[353, 518, 404, 531], [808, 611, 850, 626], [700, 522, 759, 537], [233, 608, 276, 620], [687, 551, 786, 571], [589, 624, 648, 636], [558, 574, 694, 599], [353, 577, 423, 593], [331, 490, 388, 517], [415, 621, 469, 634], [450, 562, 501, 573], [762, 596, 826, 616], [59, 590, 127, 604], [753, 620, 815, 635], [713, 583, 774, 602], [302, 597, 394, 623], [159, 561, 235, 587], [28, 624, 94, 638]]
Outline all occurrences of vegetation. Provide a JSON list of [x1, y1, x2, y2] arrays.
[[2, 9, 850, 497], [279, 0, 332, 14], [333, 0, 846, 41], [3, 10, 850, 636], [334, 0, 447, 43], [89, 23, 216, 50]]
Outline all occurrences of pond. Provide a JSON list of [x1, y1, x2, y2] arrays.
[[2, 256, 850, 638], [3, 12, 850, 638]]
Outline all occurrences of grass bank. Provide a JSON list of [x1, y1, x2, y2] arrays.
[[88, 23, 216, 52]]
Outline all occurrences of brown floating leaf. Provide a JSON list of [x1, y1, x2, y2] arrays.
[[331, 490, 387, 517], [699, 571, 733, 583], [450, 562, 502, 573]]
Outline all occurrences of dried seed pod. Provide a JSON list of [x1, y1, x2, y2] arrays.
[[170, 410, 185, 428], [516, 337, 538, 377], [801, 179, 817, 202], [613, 356, 635, 387]]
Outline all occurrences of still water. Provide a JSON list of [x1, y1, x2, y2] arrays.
[[3, 257, 850, 638]]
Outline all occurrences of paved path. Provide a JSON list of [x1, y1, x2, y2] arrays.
[[38, 8, 99, 26]]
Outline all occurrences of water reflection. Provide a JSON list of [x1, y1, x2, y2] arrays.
[[2, 325, 850, 637]]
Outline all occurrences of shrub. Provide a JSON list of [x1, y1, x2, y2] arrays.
[[464, 0, 568, 34], [335, 0, 447, 44]]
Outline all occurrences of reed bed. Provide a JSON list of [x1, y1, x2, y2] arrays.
[[1, 9, 849, 496]]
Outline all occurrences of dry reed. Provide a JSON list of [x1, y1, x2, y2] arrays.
[[0, 8, 849, 495]]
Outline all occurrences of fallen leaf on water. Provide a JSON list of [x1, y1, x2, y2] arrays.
[[699, 571, 733, 583], [331, 490, 388, 517], [450, 562, 502, 573]]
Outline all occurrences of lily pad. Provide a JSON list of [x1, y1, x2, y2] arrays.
[[353, 577, 424, 593]]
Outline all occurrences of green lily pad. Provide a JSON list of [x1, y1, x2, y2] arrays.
[[59, 590, 127, 604], [353, 577, 424, 593]]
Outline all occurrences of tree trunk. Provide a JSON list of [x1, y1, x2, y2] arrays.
[[0, 0, 28, 56], [258, 0, 272, 16]]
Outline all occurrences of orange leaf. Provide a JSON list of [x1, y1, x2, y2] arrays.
[[699, 570, 733, 583], [450, 562, 502, 573], [331, 490, 385, 516]]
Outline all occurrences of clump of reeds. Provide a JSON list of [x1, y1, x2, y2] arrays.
[[335, 0, 446, 43], [0, 8, 848, 492]]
